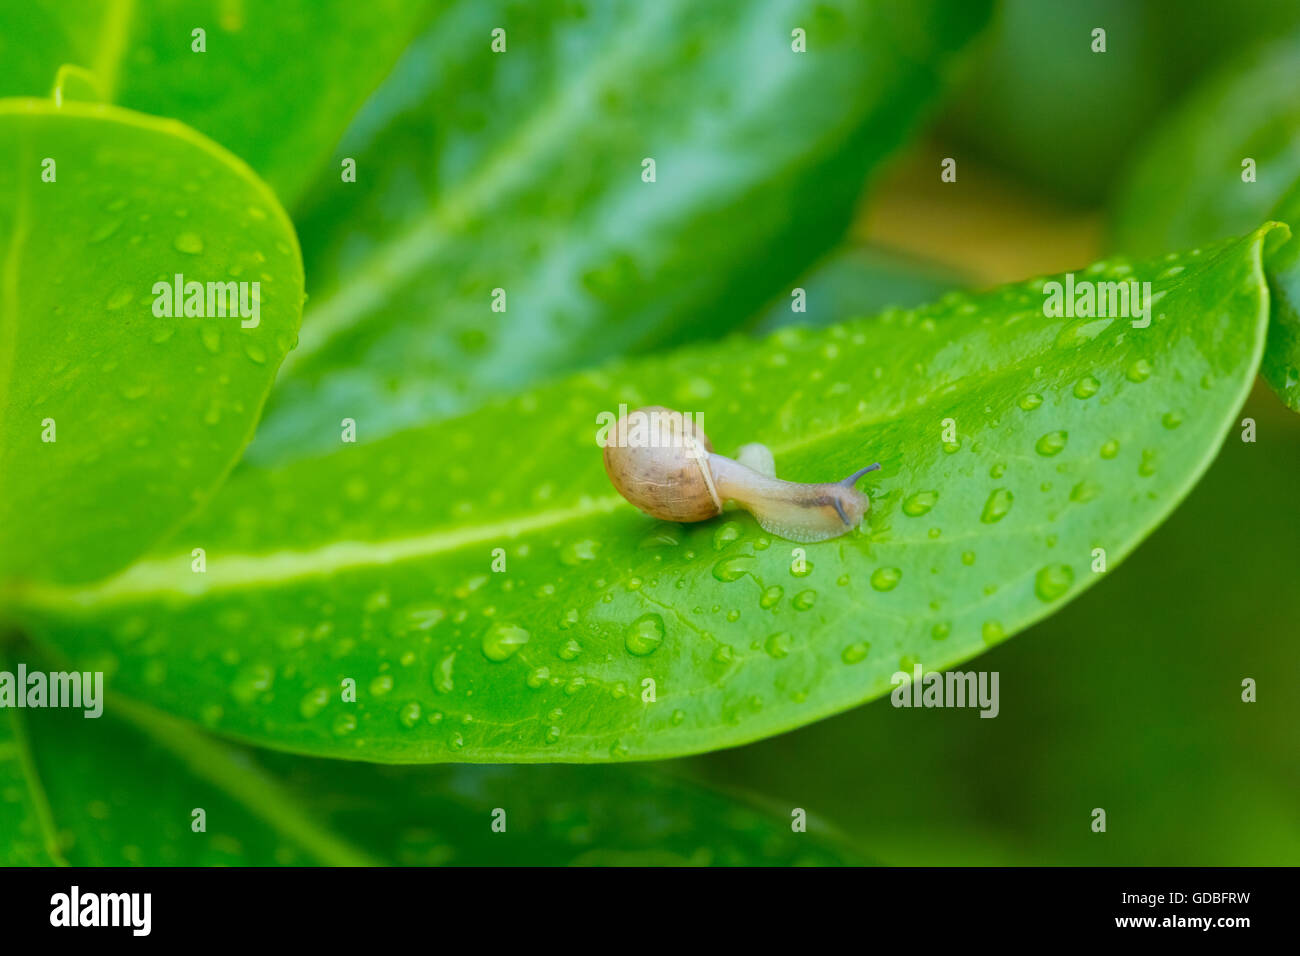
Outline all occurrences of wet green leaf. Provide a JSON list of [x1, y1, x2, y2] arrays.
[[9, 226, 1280, 762], [248, 0, 993, 463], [0, 0, 430, 207], [0, 99, 303, 587], [1, 672, 860, 865]]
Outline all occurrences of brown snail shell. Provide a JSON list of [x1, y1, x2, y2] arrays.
[[601, 405, 720, 522]]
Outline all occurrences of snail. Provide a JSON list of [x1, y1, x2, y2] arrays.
[[600, 405, 880, 543]]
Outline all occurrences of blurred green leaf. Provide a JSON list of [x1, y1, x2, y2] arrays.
[[944, 0, 1164, 202], [2, 674, 860, 865], [1111, 33, 1300, 257], [10, 227, 1280, 762], [0, 100, 303, 588], [944, 0, 1300, 203], [247, 0, 993, 463], [1110, 33, 1300, 411], [250, 752, 863, 866], [0, 0, 431, 207]]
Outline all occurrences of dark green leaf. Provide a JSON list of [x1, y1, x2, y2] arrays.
[[1110, 32, 1300, 410], [1110, 32, 1300, 257], [944, 0, 1300, 203], [247, 0, 993, 463], [3, 674, 860, 865]]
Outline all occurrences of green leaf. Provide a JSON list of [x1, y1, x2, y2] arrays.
[[0, 99, 303, 587], [944, 0, 1168, 203], [1111, 32, 1300, 258], [4, 672, 860, 865], [0, 0, 432, 207], [1109, 32, 1300, 410], [1263, 181, 1300, 409], [11, 227, 1280, 763], [247, 0, 993, 463], [943, 0, 1300, 203]]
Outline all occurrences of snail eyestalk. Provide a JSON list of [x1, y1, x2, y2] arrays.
[[601, 405, 880, 543], [841, 463, 882, 486]]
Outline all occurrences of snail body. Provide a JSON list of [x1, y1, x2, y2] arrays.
[[601, 405, 879, 543]]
